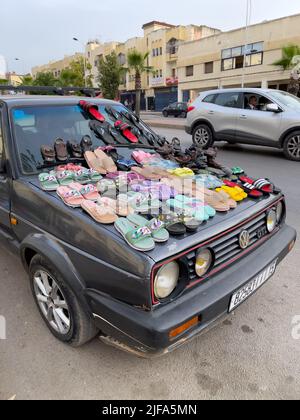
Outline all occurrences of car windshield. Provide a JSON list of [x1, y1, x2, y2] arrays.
[[269, 91, 300, 111], [11, 103, 151, 174]]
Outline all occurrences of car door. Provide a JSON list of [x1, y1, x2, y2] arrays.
[[207, 92, 241, 141], [236, 93, 283, 146], [168, 103, 177, 116], [0, 105, 12, 232]]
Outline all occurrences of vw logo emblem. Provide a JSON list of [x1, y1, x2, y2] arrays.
[[239, 230, 250, 249]]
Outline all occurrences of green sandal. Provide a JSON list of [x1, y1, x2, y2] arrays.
[[55, 170, 74, 186], [39, 173, 59, 191], [127, 214, 169, 243], [114, 218, 155, 252]]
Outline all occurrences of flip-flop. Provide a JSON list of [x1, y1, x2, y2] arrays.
[[55, 170, 74, 186], [57, 186, 84, 208], [39, 173, 59, 191], [81, 200, 118, 224], [84, 151, 107, 175], [69, 182, 99, 201], [127, 214, 169, 243], [73, 168, 91, 184], [114, 218, 155, 252], [89, 121, 115, 145]]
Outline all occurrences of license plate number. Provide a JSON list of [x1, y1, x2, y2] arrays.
[[229, 260, 278, 313]]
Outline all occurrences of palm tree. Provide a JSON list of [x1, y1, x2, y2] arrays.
[[126, 50, 153, 117], [273, 44, 300, 96]]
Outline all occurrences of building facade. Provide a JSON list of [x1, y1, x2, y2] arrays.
[[177, 13, 300, 103], [32, 52, 83, 79]]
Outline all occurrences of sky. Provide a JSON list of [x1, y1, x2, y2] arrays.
[[0, 0, 300, 74]]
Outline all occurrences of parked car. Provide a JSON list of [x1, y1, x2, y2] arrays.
[[186, 88, 300, 161], [162, 102, 188, 118], [0, 95, 296, 357]]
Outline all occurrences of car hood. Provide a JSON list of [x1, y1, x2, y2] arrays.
[[19, 178, 281, 266]]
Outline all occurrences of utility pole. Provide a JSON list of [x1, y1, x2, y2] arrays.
[[73, 37, 87, 87], [242, 0, 252, 88]]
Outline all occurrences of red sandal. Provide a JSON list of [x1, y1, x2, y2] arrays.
[[114, 121, 139, 143], [239, 176, 273, 194], [79, 100, 105, 123], [223, 179, 263, 198]]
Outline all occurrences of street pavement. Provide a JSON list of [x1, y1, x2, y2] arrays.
[[0, 125, 299, 400]]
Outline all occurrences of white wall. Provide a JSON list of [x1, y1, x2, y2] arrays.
[[0, 55, 7, 79]]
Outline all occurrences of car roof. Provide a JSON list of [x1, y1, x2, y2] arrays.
[[0, 95, 119, 109], [198, 88, 280, 96]]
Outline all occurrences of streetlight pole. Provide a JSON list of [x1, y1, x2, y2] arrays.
[[73, 37, 87, 87], [242, 0, 252, 88]]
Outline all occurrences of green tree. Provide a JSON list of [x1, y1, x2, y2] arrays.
[[33, 71, 59, 86], [97, 52, 125, 100], [273, 44, 300, 96], [0, 79, 8, 85], [59, 57, 93, 88], [126, 50, 153, 117], [20, 74, 34, 85]]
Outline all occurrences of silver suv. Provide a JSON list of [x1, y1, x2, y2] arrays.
[[185, 88, 300, 161]]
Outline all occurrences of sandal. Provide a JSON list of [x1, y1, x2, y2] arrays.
[[41, 145, 56, 163], [89, 121, 115, 145], [225, 180, 263, 198], [39, 173, 59, 191], [57, 186, 84, 208], [158, 213, 187, 236], [73, 168, 91, 184], [67, 141, 83, 159], [239, 176, 273, 194], [114, 218, 155, 252], [81, 200, 118, 224], [216, 186, 247, 202], [54, 138, 68, 162], [94, 148, 118, 173], [84, 151, 107, 175], [114, 121, 139, 143], [81, 135, 93, 153], [55, 170, 74, 186], [127, 214, 169, 243], [69, 182, 99, 201], [99, 197, 134, 217], [79, 100, 105, 122]]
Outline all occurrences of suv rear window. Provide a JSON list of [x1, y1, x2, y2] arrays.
[[11, 103, 147, 174]]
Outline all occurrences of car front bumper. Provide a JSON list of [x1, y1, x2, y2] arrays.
[[86, 224, 296, 357]]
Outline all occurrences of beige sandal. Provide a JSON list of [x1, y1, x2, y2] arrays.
[[98, 197, 134, 217], [94, 149, 117, 173], [81, 200, 118, 224], [84, 151, 107, 175]]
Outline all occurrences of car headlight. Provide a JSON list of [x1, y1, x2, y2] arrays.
[[154, 262, 179, 299], [195, 249, 213, 277], [267, 210, 277, 233], [276, 202, 283, 223]]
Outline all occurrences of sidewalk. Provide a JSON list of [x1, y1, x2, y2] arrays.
[[141, 112, 185, 130]]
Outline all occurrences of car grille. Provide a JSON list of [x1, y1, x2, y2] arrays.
[[185, 211, 269, 283]]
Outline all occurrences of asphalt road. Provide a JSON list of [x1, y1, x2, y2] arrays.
[[0, 126, 299, 400]]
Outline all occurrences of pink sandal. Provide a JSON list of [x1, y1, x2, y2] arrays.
[[57, 186, 84, 207], [69, 182, 99, 201]]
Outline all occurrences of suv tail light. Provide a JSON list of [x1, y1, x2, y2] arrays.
[[187, 106, 195, 113]]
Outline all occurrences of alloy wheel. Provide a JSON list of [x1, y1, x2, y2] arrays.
[[194, 128, 210, 147], [287, 135, 300, 159], [33, 270, 71, 335]]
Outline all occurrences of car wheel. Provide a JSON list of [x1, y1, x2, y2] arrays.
[[283, 131, 300, 161], [163, 111, 168, 118], [29, 255, 98, 347], [192, 124, 214, 149]]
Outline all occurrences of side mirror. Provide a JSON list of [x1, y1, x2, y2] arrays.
[[266, 103, 281, 113]]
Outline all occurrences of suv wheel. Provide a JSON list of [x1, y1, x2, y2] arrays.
[[192, 124, 214, 148], [163, 111, 168, 118], [29, 255, 98, 347], [283, 131, 300, 161]]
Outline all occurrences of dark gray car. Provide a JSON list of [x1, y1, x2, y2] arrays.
[[186, 88, 300, 161], [0, 95, 296, 357]]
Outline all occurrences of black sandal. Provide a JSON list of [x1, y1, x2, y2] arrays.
[[80, 135, 93, 152], [67, 141, 83, 158], [41, 145, 56, 163]]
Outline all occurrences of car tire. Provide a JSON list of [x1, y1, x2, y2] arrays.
[[283, 131, 300, 161], [192, 124, 214, 149], [29, 255, 98, 347], [163, 111, 168, 118]]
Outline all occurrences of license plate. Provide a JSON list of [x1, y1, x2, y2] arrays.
[[229, 260, 278, 313]]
